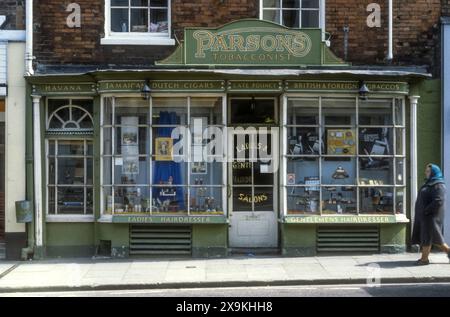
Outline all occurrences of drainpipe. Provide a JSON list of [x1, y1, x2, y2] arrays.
[[25, 0, 34, 75], [387, 0, 393, 61]]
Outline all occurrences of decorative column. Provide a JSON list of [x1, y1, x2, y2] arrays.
[[409, 95, 420, 225], [32, 94, 43, 250]]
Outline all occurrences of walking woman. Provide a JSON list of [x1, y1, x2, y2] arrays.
[[412, 164, 450, 265]]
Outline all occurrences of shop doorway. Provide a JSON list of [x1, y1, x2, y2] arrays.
[[228, 97, 279, 248]]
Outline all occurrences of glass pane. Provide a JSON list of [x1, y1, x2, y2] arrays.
[[48, 187, 56, 214], [152, 97, 188, 125], [48, 99, 69, 118], [395, 188, 405, 214], [325, 129, 356, 155], [283, 0, 300, 8], [87, 141, 93, 156], [103, 157, 112, 185], [287, 127, 321, 155], [263, 10, 281, 24], [131, 0, 148, 6], [287, 98, 319, 125], [58, 158, 84, 185], [190, 162, 222, 186], [233, 187, 253, 211], [86, 158, 93, 185], [48, 158, 56, 185], [287, 158, 319, 186], [395, 128, 405, 156], [359, 158, 394, 186], [360, 187, 394, 214], [150, 9, 168, 33], [396, 158, 405, 185], [230, 99, 276, 124], [151, 0, 168, 6], [254, 187, 274, 211], [322, 186, 357, 214], [103, 97, 113, 126], [103, 128, 113, 155], [58, 140, 84, 155], [114, 156, 151, 185], [395, 98, 404, 126], [111, 8, 129, 32], [301, 10, 319, 28], [189, 187, 223, 214], [190, 97, 223, 125], [113, 186, 151, 213], [283, 10, 299, 28], [112, 0, 128, 6], [72, 100, 93, 115], [253, 161, 274, 185], [152, 160, 187, 188], [322, 99, 356, 125], [302, 0, 320, 8], [322, 158, 356, 185], [103, 187, 113, 215], [86, 187, 93, 214], [57, 187, 85, 214], [359, 127, 393, 155], [131, 8, 148, 32], [263, 0, 281, 8], [232, 161, 252, 186], [152, 186, 187, 214], [115, 127, 149, 155], [48, 140, 56, 156], [287, 186, 320, 214], [115, 98, 149, 125], [359, 100, 393, 125]]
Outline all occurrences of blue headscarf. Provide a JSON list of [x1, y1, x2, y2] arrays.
[[427, 164, 445, 185]]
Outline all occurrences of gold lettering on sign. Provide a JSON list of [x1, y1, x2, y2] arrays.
[[238, 193, 269, 204], [193, 29, 312, 58], [43, 84, 84, 92]]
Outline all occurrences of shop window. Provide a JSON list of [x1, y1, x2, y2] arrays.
[[261, 0, 322, 28], [46, 99, 94, 216], [102, 0, 174, 45], [283, 97, 406, 216], [101, 96, 225, 216]]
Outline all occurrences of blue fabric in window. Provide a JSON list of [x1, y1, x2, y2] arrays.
[[152, 111, 185, 210]]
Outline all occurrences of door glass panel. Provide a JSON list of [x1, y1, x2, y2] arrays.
[[233, 187, 253, 212], [230, 99, 276, 124]]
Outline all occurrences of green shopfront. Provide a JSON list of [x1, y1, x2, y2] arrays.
[[25, 20, 428, 258]]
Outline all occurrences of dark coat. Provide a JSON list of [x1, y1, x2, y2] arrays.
[[411, 180, 446, 246]]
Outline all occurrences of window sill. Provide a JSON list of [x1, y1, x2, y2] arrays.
[[46, 215, 95, 223], [100, 36, 175, 46]]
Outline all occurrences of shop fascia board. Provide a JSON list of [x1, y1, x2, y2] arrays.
[[26, 68, 431, 85]]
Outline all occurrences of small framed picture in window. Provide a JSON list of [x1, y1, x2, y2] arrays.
[[155, 137, 173, 161]]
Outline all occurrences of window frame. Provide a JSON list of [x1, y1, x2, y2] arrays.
[[102, 0, 175, 46], [45, 97, 95, 221], [281, 94, 406, 217], [259, 0, 326, 40]]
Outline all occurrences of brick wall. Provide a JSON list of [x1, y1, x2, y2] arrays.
[[32, 0, 443, 73], [0, 0, 25, 30]]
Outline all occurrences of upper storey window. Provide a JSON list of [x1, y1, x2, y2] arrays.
[[260, 0, 323, 29], [102, 0, 175, 46]]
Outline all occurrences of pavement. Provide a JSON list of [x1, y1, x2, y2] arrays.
[[0, 252, 450, 293]]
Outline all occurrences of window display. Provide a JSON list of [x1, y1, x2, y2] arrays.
[[101, 96, 225, 216], [283, 97, 406, 216]]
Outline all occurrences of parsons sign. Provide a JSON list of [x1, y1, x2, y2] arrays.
[[183, 19, 323, 66]]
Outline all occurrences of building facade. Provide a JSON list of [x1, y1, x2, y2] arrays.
[[23, 0, 444, 258], [0, 1, 27, 260]]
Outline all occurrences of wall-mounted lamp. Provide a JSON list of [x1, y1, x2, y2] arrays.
[[141, 80, 151, 100], [359, 81, 370, 100]]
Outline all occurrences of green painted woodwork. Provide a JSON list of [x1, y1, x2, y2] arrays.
[[112, 215, 228, 224], [97, 223, 129, 247], [157, 19, 347, 67], [32, 83, 97, 96], [46, 223, 95, 246], [192, 224, 228, 247], [286, 81, 409, 94], [281, 224, 316, 256], [380, 224, 407, 253]]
